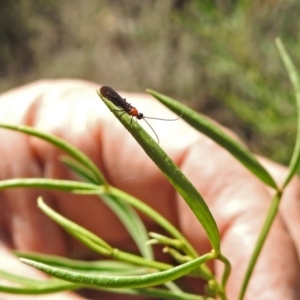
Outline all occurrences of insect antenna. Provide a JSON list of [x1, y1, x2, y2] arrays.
[[143, 115, 182, 121], [100, 86, 183, 144], [141, 117, 160, 144], [141, 112, 183, 144]]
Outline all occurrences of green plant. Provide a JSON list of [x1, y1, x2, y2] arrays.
[[0, 38, 298, 299]]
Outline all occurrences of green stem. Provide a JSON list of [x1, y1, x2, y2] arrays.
[[238, 191, 282, 300], [217, 254, 231, 300]]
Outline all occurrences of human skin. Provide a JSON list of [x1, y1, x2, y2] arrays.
[[0, 79, 299, 299]]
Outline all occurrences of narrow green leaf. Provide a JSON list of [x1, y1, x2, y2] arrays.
[[275, 38, 300, 188], [110, 188, 200, 259], [79, 187, 214, 281], [0, 125, 155, 272], [0, 269, 79, 294], [20, 252, 214, 289], [147, 89, 278, 190], [0, 269, 44, 286], [99, 91, 220, 253], [38, 198, 171, 271], [0, 269, 205, 299], [0, 282, 79, 294], [15, 252, 147, 275], [0, 267, 205, 299], [38, 197, 113, 254], [101, 195, 154, 260], [60, 155, 99, 184], [0, 123, 106, 186], [62, 156, 154, 260], [0, 178, 99, 192]]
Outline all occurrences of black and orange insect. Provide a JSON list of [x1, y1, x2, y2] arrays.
[[100, 86, 179, 144]]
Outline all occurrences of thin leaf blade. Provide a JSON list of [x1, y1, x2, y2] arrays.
[[147, 89, 278, 190], [99, 92, 220, 253]]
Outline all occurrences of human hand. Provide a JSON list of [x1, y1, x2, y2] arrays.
[[0, 79, 299, 299]]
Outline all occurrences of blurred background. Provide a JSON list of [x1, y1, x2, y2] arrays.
[[0, 0, 299, 165]]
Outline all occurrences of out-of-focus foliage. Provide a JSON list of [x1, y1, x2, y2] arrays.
[[0, 0, 299, 164], [177, 0, 300, 164]]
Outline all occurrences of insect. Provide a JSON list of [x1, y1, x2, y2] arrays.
[[99, 86, 179, 144]]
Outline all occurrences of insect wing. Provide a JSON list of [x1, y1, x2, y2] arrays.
[[100, 86, 127, 108]]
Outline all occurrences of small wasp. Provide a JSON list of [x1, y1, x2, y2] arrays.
[[100, 86, 179, 144]]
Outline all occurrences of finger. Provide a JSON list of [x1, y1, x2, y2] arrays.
[[179, 138, 300, 298], [0, 110, 67, 255], [24, 80, 198, 250], [2, 80, 299, 299]]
